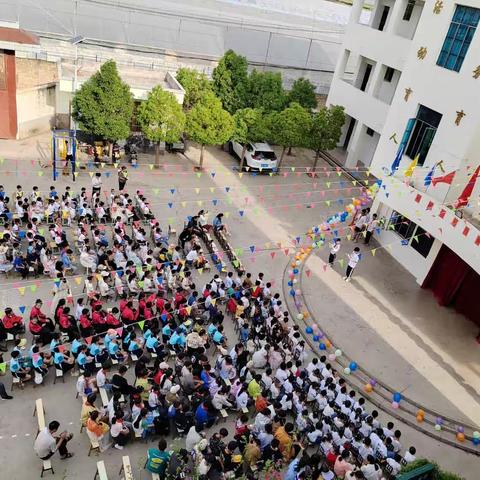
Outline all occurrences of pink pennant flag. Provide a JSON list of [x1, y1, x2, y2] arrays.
[[284, 248, 290, 256], [306, 269, 311, 277], [116, 327, 123, 337], [306, 192, 311, 197], [323, 265, 327, 272], [85, 336, 93, 345], [270, 252, 276, 259], [283, 172, 288, 177]]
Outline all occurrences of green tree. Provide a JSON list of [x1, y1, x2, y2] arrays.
[[175, 68, 212, 110], [72, 60, 134, 150], [267, 102, 312, 168], [247, 70, 286, 112], [212, 50, 249, 114], [287, 77, 317, 110], [231, 108, 269, 170], [186, 92, 234, 169], [137, 86, 186, 168], [308, 105, 345, 172]]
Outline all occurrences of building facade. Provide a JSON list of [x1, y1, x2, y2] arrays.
[[327, 0, 480, 324]]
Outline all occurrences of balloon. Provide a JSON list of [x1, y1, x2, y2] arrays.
[[297, 313, 304, 321], [457, 426, 465, 434], [344, 367, 351, 375], [305, 327, 313, 334], [348, 204, 354, 211], [290, 289, 296, 296], [293, 268, 299, 274], [349, 361, 357, 372], [287, 281, 293, 286], [393, 392, 402, 403], [345, 205, 352, 213], [473, 431, 480, 439], [391, 402, 399, 409], [417, 410, 425, 418], [295, 289, 301, 296], [313, 335, 320, 342], [325, 340, 332, 348], [291, 262, 296, 268], [303, 311, 309, 319], [292, 279, 298, 284], [319, 343, 326, 350], [434, 424, 442, 431], [288, 273, 295, 280], [353, 199, 361, 206], [369, 379, 377, 387], [436, 417, 444, 425], [364, 383, 373, 393], [328, 354, 336, 362], [473, 438, 480, 446], [456, 433, 465, 442], [335, 349, 342, 357], [296, 260, 301, 266], [416, 414, 424, 423], [295, 255, 301, 261], [312, 324, 319, 331]]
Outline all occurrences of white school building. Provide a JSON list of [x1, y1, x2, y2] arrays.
[[327, 0, 480, 324]]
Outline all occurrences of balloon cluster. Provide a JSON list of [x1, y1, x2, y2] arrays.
[[308, 182, 380, 242]]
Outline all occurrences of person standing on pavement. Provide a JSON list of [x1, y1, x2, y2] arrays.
[[92, 172, 102, 198], [118, 166, 128, 192], [364, 214, 379, 245], [328, 238, 341, 267], [344, 247, 360, 282], [353, 209, 367, 242]]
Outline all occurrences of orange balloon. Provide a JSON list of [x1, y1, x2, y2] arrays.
[[416, 415, 424, 423], [291, 262, 296, 268], [456, 433, 465, 442], [364, 383, 373, 393], [303, 311, 309, 319], [417, 410, 425, 418], [295, 255, 300, 261], [325, 339, 332, 348]]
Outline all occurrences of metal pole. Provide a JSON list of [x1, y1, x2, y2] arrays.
[[263, 32, 272, 71], [304, 39, 313, 68]]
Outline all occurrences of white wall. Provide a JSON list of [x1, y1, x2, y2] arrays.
[[16, 84, 56, 138], [374, 66, 401, 104], [395, 0, 424, 40], [355, 126, 380, 167]]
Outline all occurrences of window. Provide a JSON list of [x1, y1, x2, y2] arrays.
[[384, 67, 394, 82], [366, 127, 374, 137], [402, 0, 416, 21], [360, 64, 372, 92], [405, 105, 442, 165], [437, 5, 480, 72], [377, 6, 390, 31], [389, 211, 434, 258]]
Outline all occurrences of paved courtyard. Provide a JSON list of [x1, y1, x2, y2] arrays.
[[0, 134, 479, 478]]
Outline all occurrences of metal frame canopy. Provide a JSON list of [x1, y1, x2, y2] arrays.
[[52, 129, 77, 181]]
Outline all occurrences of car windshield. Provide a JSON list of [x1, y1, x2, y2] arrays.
[[255, 151, 276, 160]]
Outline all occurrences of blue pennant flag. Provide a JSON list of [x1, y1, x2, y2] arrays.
[[225, 187, 230, 193], [168, 203, 173, 209], [170, 188, 176, 194], [212, 199, 218, 206], [211, 172, 216, 178], [239, 210, 244, 217], [249, 246, 255, 253], [424, 164, 436, 187], [19, 306, 26, 314]]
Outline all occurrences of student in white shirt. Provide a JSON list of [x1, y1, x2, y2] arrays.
[[344, 247, 360, 282], [353, 209, 367, 242], [34, 420, 73, 459], [328, 238, 341, 266], [365, 213, 379, 245]]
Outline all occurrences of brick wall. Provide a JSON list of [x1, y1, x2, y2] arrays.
[[15, 58, 58, 90]]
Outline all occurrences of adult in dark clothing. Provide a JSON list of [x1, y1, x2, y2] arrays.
[[178, 227, 193, 250], [111, 365, 138, 395]]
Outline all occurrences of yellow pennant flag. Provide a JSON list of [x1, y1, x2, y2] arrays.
[[75, 277, 82, 285], [371, 248, 376, 256], [181, 201, 187, 208], [404, 155, 419, 177], [195, 188, 200, 194], [225, 212, 230, 218], [209, 187, 215, 193]]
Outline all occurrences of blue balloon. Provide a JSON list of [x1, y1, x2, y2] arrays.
[[349, 361, 357, 372], [313, 335, 320, 342], [287, 281, 293, 286], [319, 343, 326, 350], [293, 268, 299, 274], [305, 327, 313, 334], [290, 289, 296, 296], [473, 438, 480, 446], [393, 392, 402, 403]]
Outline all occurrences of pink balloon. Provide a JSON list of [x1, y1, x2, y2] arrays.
[[312, 324, 319, 331], [328, 354, 336, 362], [295, 289, 301, 296], [392, 401, 399, 409], [289, 274, 295, 280]]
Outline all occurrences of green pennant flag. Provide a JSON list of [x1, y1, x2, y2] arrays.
[[338, 258, 345, 268], [30, 284, 37, 293], [0, 362, 6, 373], [138, 320, 145, 331], [138, 280, 144, 288], [233, 260, 240, 268], [326, 200, 331, 206], [326, 182, 331, 188]]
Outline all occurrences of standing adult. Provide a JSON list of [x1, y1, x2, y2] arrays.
[[328, 238, 341, 267], [145, 438, 171, 477], [344, 247, 360, 282], [118, 166, 128, 192], [34, 420, 74, 460], [364, 214, 379, 245], [92, 172, 102, 198]]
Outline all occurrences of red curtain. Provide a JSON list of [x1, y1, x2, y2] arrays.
[[422, 245, 480, 326]]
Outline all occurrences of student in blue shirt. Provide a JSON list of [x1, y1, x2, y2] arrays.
[[212, 325, 225, 345], [108, 337, 125, 362], [89, 336, 108, 364], [10, 350, 32, 381], [161, 323, 172, 344], [53, 346, 75, 373], [169, 328, 186, 349], [71, 338, 83, 358], [128, 333, 144, 357]]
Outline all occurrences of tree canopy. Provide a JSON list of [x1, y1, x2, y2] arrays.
[[267, 102, 312, 167], [287, 77, 317, 110], [212, 50, 249, 114], [72, 59, 133, 141], [231, 108, 269, 169], [137, 86, 186, 166], [247, 70, 286, 112], [186, 92, 234, 169], [175, 68, 212, 110], [308, 105, 345, 170]]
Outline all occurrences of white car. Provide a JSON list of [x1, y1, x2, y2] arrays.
[[230, 141, 278, 171]]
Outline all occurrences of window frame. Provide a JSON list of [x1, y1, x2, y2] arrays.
[[384, 67, 394, 82], [402, 0, 416, 21]]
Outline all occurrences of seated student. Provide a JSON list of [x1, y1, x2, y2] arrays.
[[86, 410, 110, 451], [34, 420, 74, 461], [145, 438, 171, 476], [29, 299, 55, 345], [75, 345, 95, 374], [31, 346, 49, 383], [107, 336, 125, 362], [128, 332, 144, 358], [2, 307, 25, 336], [110, 412, 131, 450], [10, 350, 32, 383], [58, 306, 78, 342], [53, 346, 75, 372], [89, 335, 109, 365]]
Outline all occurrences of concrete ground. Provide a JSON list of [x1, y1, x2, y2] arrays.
[[0, 134, 479, 478]]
